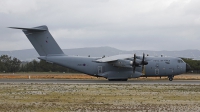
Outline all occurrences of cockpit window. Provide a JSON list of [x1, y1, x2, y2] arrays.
[[178, 60, 184, 63]]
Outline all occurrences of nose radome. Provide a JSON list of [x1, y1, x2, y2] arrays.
[[186, 63, 191, 72]]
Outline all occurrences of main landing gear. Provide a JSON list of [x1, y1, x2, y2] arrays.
[[108, 79, 128, 81], [168, 75, 174, 81]]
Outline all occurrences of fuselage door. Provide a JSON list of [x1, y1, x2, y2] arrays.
[[155, 63, 159, 75], [155, 69, 159, 75], [98, 66, 103, 74], [177, 65, 182, 74]]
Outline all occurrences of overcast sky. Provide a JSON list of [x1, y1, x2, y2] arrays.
[[0, 0, 200, 51]]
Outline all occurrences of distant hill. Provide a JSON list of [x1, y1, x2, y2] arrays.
[[0, 46, 200, 61]]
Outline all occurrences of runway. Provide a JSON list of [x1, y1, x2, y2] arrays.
[[0, 79, 199, 84]]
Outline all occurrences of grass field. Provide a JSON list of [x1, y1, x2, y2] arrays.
[[0, 73, 200, 111], [0, 73, 200, 80], [0, 83, 200, 112]]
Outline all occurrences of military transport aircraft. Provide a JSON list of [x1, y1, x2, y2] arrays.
[[9, 25, 191, 81]]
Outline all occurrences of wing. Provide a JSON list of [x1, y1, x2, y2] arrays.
[[95, 54, 134, 62], [95, 54, 151, 71]]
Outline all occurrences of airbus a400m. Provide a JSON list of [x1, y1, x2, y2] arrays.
[[9, 25, 191, 81]]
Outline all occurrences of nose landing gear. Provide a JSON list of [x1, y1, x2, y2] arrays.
[[168, 75, 174, 81]]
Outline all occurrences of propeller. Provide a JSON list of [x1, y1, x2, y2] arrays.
[[132, 54, 139, 73], [141, 53, 148, 75], [131, 53, 148, 74], [141, 53, 148, 65]]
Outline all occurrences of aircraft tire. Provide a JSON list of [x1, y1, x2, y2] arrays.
[[108, 79, 128, 81], [122, 79, 127, 81], [168, 76, 173, 81]]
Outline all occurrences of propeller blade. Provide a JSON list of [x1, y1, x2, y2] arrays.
[[133, 65, 135, 73], [132, 53, 146, 74], [141, 53, 147, 75], [132, 54, 136, 73], [143, 53, 145, 61], [141, 53, 148, 65], [142, 64, 145, 75], [142, 53, 144, 75]]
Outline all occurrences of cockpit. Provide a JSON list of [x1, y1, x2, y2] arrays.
[[177, 59, 184, 63]]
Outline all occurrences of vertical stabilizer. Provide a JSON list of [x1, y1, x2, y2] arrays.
[[9, 25, 64, 56]]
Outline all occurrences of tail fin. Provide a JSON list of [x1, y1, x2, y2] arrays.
[[9, 25, 64, 56]]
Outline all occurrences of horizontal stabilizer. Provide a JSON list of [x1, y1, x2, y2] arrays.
[[8, 26, 47, 31]]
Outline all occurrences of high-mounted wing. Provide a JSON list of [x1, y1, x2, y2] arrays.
[[96, 53, 149, 75], [95, 54, 134, 62]]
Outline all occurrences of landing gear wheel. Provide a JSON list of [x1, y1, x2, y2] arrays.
[[168, 76, 173, 81], [108, 79, 128, 81], [121, 79, 128, 81], [108, 79, 114, 81]]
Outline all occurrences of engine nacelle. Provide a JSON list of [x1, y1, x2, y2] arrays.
[[111, 59, 148, 68], [111, 59, 132, 68]]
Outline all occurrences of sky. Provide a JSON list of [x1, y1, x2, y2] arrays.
[[0, 0, 200, 51]]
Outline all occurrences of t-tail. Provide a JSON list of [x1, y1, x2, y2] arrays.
[[9, 25, 64, 56]]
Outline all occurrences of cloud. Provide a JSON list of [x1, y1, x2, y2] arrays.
[[0, 0, 200, 51], [0, 0, 38, 14]]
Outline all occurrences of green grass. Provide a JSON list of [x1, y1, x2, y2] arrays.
[[0, 84, 200, 111]]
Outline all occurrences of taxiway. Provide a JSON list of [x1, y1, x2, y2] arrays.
[[0, 79, 199, 85]]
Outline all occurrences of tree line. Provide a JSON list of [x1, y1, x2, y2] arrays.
[[0, 55, 21, 73], [1, 55, 200, 73], [182, 58, 200, 73], [0, 55, 77, 73]]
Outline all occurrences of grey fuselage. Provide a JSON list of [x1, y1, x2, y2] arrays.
[[39, 55, 187, 80]]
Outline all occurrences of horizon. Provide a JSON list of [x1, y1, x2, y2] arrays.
[[0, 46, 199, 52]]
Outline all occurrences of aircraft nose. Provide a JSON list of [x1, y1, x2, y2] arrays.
[[186, 63, 191, 72]]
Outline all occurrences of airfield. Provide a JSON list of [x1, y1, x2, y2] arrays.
[[0, 73, 200, 84], [0, 79, 200, 85], [0, 73, 200, 111]]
